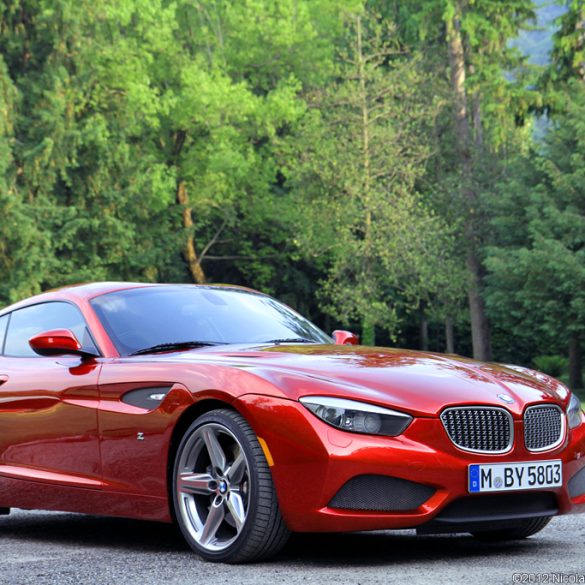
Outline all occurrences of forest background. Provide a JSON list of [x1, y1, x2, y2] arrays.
[[1, 0, 585, 395]]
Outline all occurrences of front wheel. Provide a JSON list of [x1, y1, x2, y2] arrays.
[[471, 516, 552, 542], [172, 409, 290, 563]]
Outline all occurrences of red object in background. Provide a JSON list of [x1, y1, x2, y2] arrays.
[[0, 281, 582, 563], [332, 329, 360, 345]]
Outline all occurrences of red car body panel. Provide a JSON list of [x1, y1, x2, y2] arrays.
[[0, 355, 102, 484], [0, 282, 583, 533]]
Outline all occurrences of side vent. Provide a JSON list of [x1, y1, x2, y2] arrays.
[[121, 387, 173, 410]]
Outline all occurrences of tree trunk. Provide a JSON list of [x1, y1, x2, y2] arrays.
[[445, 316, 455, 354], [577, 12, 585, 81], [419, 304, 429, 351], [466, 252, 491, 360], [356, 15, 376, 346], [471, 88, 484, 147], [569, 332, 583, 390], [176, 180, 206, 284], [445, 5, 492, 361], [356, 15, 371, 202], [465, 43, 484, 148]]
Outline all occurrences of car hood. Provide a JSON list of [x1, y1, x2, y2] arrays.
[[173, 344, 571, 418]]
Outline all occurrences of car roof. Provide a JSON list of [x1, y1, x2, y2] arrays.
[[0, 282, 262, 315]]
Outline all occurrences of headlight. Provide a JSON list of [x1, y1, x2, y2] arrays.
[[567, 393, 583, 429], [299, 396, 413, 437]]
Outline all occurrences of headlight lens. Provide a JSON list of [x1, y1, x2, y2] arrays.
[[567, 393, 583, 429], [299, 396, 413, 437]]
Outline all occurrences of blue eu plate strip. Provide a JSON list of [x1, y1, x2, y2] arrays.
[[468, 465, 480, 493]]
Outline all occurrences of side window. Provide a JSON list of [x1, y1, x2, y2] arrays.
[[0, 315, 8, 355], [4, 302, 98, 358]]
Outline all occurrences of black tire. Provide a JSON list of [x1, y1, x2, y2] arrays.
[[471, 516, 552, 542], [172, 408, 290, 563]]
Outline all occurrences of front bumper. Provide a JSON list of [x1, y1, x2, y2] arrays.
[[235, 394, 585, 533]]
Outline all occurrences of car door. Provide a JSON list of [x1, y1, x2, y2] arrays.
[[0, 302, 102, 488]]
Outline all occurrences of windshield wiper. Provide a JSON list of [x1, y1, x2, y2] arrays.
[[261, 338, 317, 344], [130, 341, 223, 356]]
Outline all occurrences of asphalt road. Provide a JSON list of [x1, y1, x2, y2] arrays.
[[0, 510, 583, 585]]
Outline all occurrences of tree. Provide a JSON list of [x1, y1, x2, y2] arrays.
[[0, 53, 51, 303], [140, 0, 357, 286], [389, 0, 536, 360], [0, 0, 349, 298], [0, 0, 182, 292], [486, 81, 585, 389], [550, 0, 585, 83], [286, 12, 459, 345], [443, 4, 494, 360]]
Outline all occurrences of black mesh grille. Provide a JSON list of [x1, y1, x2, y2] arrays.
[[568, 467, 585, 499], [524, 405, 563, 451], [440, 407, 512, 453], [329, 475, 435, 511]]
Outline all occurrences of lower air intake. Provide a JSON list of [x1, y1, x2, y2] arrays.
[[329, 474, 435, 512], [569, 467, 585, 499]]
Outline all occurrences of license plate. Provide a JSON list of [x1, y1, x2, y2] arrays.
[[468, 460, 562, 493]]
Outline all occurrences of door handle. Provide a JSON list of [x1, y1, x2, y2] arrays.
[[0, 375, 8, 386]]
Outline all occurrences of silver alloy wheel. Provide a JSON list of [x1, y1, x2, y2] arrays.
[[176, 422, 251, 552]]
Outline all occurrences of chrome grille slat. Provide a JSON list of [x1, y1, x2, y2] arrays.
[[440, 407, 513, 453], [524, 405, 564, 452]]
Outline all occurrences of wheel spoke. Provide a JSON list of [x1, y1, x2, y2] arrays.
[[199, 498, 225, 546], [226, 450, 246, 484], [177, 421, 254, 553], [226, 492, 246, 532], [202, 427, 227, 473], [178, 472, 215, 495]]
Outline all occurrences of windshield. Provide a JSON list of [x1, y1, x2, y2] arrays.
[[90, 286, 332, 356]]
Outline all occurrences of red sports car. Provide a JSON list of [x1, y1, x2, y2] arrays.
[[0, 282, 583, 562]]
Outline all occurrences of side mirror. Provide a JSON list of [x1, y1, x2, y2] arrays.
[[29, 329, 96, 358], [332, 330, 360, 346]]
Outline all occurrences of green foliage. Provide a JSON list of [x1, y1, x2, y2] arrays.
[[486, 81, 585, 362], [0, 0, 581, 377], [285, 13, 461, 343], [0, 0, 350, 300], [532, 354, 569, 379], [392, 0, 538, 147], [0, 0, 180, 290], [550, 0, 585, 83], [0, 52, 52, 302]]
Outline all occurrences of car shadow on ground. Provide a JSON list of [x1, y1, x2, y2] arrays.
[[1, 512, 189, 554], [280, 530, 548, 566], [1, 511, 555, 566]]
